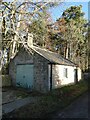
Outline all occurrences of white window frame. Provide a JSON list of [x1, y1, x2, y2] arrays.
[[63, 68, 68, 78]]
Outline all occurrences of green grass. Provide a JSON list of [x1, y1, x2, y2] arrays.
[[3, 80, 88, 118], [15, 88, 44, 99], [15, 90, 30, 99]]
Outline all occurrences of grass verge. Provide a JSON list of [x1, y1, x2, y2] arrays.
[[3, 80, 88, 118]]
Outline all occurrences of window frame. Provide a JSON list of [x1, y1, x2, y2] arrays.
[[63, 68, 68, 78]]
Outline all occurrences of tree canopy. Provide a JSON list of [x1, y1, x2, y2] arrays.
[[0, 2, 89, 72], [49, 5, 88, 70]]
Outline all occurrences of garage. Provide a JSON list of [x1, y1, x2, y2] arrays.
[[9, 46, 81, 92], [16, 64, 34, 89]]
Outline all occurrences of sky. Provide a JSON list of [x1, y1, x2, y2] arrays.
[[2, 0, 89, 22], [49, 1, 89, 22]]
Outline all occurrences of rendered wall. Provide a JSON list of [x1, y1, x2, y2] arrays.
[[52, 65, 77, 89]]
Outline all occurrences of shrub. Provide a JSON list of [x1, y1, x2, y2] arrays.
[[2, 75, 12, 87], [1, 63, 9, 75]]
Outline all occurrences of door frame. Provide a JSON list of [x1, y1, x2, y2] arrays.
[[74, 68, 78, 84]]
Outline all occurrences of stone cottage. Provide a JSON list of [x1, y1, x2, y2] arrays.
[[9, 34, 82, 92]]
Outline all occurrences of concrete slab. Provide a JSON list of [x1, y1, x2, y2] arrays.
[[2, 96, 38, 114]]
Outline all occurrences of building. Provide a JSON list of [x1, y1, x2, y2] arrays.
[[9, 34, 82, 93]]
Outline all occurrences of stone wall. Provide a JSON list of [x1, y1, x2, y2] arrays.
[[9, 48, 49, 92], [9, 48, 33, 86], [52, 65, 61, 89], [34, 52, 49, 92]]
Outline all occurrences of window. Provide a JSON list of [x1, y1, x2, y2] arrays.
[[64, 68, 68, 78]]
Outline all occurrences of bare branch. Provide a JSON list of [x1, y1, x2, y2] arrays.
[[2, 2, 12, 11]]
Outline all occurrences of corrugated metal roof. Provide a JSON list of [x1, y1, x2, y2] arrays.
[[31, 46, 77, 66]]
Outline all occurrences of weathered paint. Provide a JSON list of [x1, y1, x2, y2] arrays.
[[51, 65, 77, 89], [16, 64, 33, 89], [9, 48, 33, 86], [47, 64, 82, 90]]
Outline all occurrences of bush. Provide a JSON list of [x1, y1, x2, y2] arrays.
[[1, 63, 9, 75], [2, 75, 12, 87]]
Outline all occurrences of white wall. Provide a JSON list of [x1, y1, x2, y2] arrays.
[[77, 67, 82, 81], [48, 65, 51, 90], [52, 65, 76, 89]]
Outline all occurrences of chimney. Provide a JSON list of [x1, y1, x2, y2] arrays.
[[27, 33, 33, 47]]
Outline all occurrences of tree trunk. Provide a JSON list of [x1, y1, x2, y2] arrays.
[[66, 47, 69, 59], [65, 42, 69, 59], [12, 13, 22, 57]]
